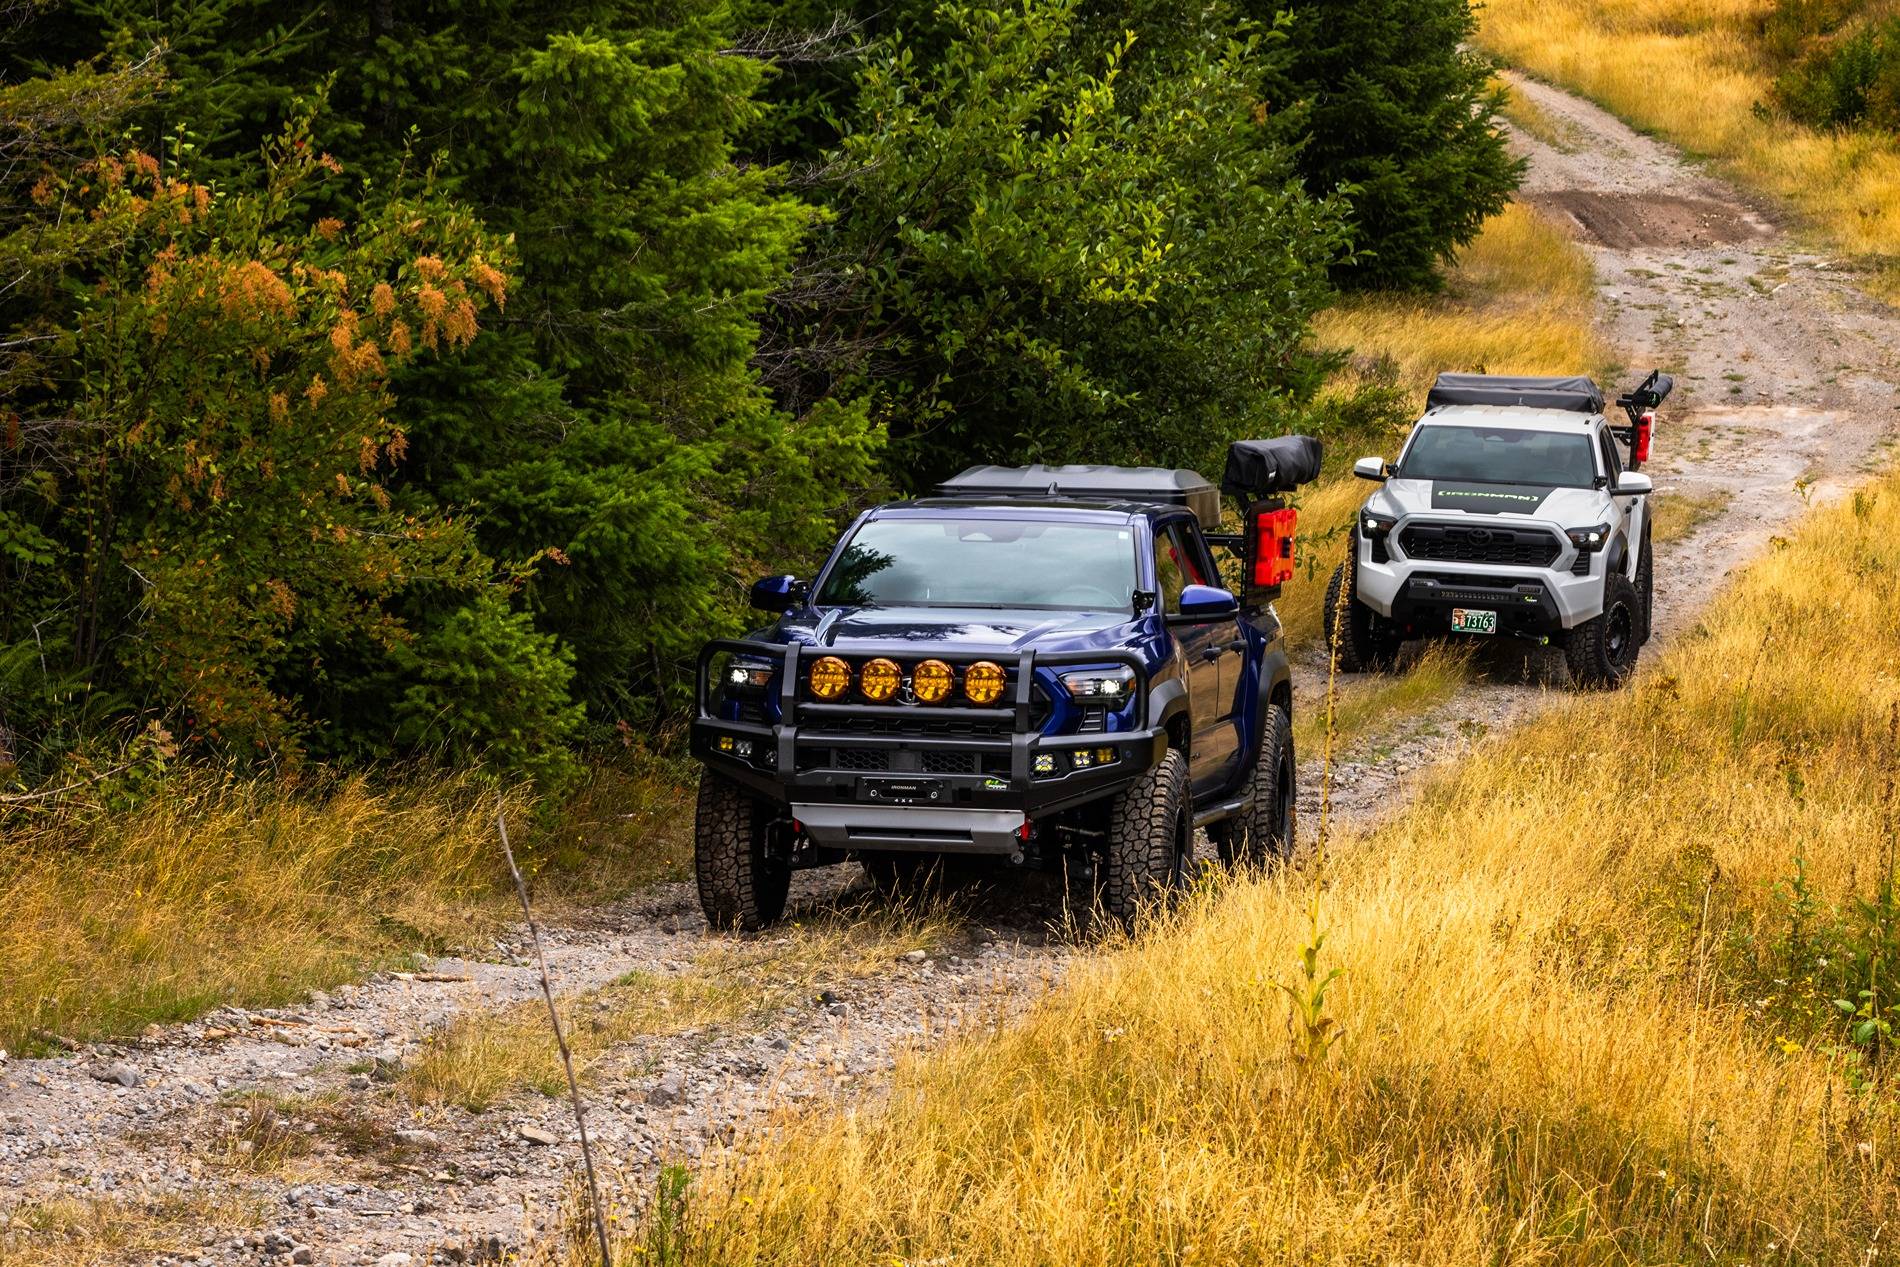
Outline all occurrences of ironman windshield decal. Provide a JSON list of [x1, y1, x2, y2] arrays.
[[1428, 483, 1556, 515]]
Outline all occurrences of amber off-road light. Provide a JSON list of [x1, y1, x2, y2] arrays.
[[963, 660, 1006, 705], [860, 657, 901, 702], [913, 659, 953, 704], [808, 655, 850, 700]]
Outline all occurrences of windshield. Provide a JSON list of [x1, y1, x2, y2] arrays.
[[1399, 424, 1598, 488], [816, 518, 1138, 611]]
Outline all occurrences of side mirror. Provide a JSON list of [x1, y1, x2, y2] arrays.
[[1168, 584, 1240, 625], [1353, 456, 1389, 483], [749, 575, 807, 612], [1613, 472, 1653, 496]]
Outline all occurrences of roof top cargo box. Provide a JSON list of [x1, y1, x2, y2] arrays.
[[1221, 435, 1323, 498], [937, 464, 1221, 530], [1426, 373, 1605, 414]]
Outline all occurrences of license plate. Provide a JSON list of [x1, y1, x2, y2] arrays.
[[859, 777, 947, 805], [1451, 608, 1497, 635]]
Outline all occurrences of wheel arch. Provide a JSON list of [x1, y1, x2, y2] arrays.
[[1150, 676, 1191, 752]]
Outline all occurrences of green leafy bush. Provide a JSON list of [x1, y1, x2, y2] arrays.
[[0, 90, 581, 778], [1769, 15, 1900, 131], [774, 0, 1350, 486]]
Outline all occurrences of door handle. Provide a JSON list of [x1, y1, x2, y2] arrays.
[[1222, 639, 1246, 653], [1200, 647, 1223, 663]]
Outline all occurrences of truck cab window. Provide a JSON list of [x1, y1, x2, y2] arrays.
[[1598, 428, 1622, 481], [1154, 528, 1188, 612]]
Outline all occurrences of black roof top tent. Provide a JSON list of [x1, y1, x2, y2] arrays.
[[936, 464, 1223, 529], [937, 437, 1323, 532], [1426, 373, 1607, 415]]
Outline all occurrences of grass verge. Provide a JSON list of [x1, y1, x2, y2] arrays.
[[0, 772, 525, 1051], [1479, 0, 1900, 282], [404, 899, 957, 1112], [1652, 486, 1735, 543], [0, 1192, 260, 1267], [1290, 641, 1476, 759], [0, 754, 695, 1052], [585, 467, 1900, 1263]]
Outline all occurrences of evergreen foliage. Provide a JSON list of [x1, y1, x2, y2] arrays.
[[766, 0, 1350, 486], [0, 0, 1518, 783], [1254, 0, 1523, 290]]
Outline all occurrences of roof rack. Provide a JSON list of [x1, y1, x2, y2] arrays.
[[1426, 373, 1605, 415], [936, 464, 1220, 529]]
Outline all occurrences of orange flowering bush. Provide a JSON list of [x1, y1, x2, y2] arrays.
[[1, 113, 579, 781]]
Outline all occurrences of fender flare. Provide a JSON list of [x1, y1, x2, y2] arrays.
[[1605, 532, 1630, 578], [1148, 676, 1190, 752], [1255, 643, 1293, 714], [1227, 642, 1294, 780]]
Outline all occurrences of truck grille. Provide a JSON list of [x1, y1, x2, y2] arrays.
[[795, 745, 1007, 776], [1400, 523, 1561, 567], [828, 747, 889, 772], [921, 751, 977, 775]]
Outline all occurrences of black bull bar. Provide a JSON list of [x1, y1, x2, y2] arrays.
[[695, 639, 1152, 793]]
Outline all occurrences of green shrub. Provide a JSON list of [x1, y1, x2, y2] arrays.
[[1769, 15, 1900, 130], [1253, 0, 1523, 291]]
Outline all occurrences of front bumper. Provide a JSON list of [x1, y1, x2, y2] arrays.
[[1388, 573, 1563, 638], [1355, 536, 1606, 631], [691, 641, 1167, 854]]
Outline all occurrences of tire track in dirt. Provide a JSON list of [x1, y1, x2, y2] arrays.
[[6, 72, 1900, 1266]]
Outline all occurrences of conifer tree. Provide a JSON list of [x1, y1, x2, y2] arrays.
[[1255, 0, 1522, 289]]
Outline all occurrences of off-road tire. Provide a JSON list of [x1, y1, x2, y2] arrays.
[[1214, 702, 1296, 868], [1635, 535, 1654, 644], [1565, 572, 1642, 690], [1102, 747, 1190, 929], [1323, 556, 1403, 673], [694, 769, 790, 932]]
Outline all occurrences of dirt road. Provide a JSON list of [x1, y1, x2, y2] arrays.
[[5, 74, 1898, 1266]]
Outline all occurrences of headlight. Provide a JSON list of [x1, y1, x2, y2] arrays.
[[963, 660, 1006, 706], [1566, 523, 1612, 552], [1060, 666, 1136, 701], [1361, 510, 1397, 537], [913, 659, 954, 704], [808, 655, 850, 700], [724, 660, 774, 695], [860, 657, 901, 702]]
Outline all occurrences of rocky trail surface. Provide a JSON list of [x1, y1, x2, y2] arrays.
[[5, 74, 1900, 1267]]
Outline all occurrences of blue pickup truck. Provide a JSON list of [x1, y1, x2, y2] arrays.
[[689, 437, 1322, 929]]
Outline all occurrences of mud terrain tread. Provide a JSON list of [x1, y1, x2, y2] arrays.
[[1217, 702, 1296, 867], [1636, 536, 1654, 644], [1565, 572, 1642, 690], [1324, 556, 1402, 672], [1103, 747, 1188, 928], [694, 769, 789, 931]]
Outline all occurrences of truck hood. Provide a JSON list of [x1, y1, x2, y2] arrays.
[[762, 606, 1139, 654], [1371, 478, 1609, 525]]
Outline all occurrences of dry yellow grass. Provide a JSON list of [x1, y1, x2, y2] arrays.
[[0, 1192, 259, 1267], [0, 773, 530, 1050], [1291, 641, 1477, 758], [1480, 0, 1900, 274], [577, 470, 1900, 1262], [404, 900, 957, 1111], [1314, 201, 1612, 402], [1651, 485, 1735, 542]]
